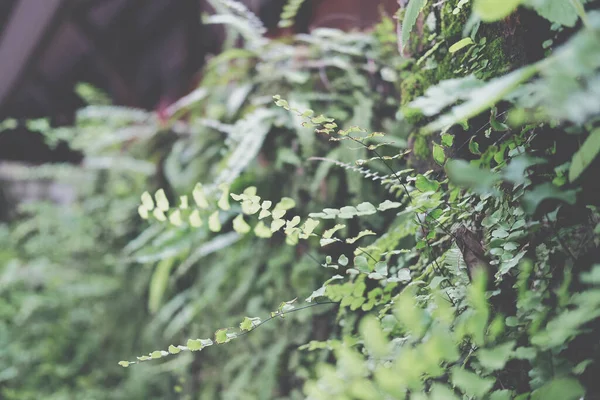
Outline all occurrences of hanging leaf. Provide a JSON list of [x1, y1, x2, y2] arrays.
[[192, 183, 209, 209], [569, 128, 600, 182], [346, 230, 376, 244], [189, 209, 203, 227], [232, 214, 251, 234], [415, 175, 440, 192], [148, 258, 175, 314], [217, 184, 231, 211], [449, 37, 475, 53], [474, 0, 522, 22], [401, 0, 427, 53], [155, 189, 169, 211], [433, 143, 446, 165], [208, 211, 222, 232], [141, 191, 155, 210], [521, 183, 578, 214]]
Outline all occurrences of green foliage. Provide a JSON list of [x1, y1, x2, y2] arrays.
[[400, 0, 428, 54], [3, 0, 600, 398]]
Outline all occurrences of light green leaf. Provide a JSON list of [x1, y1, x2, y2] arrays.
[[433, 143, 446, 165], [401, 0, 427, 53], [300, 218, 320, 238], [323, 224, 345, 239], [524, 0, 580, 27], [168, 210, 183, 226], [217, 184, 230, 210], [441, 133, 454, 147], [240, 317, 259, 331], [451, 367, 495, 397], [569, 128, 600, 182], [168, 345, 181, 354], [531, 377, 585, 400], [138, 205, 149, 219], [215, 329, 231, 344], [118, 361, 131, 367], [378, 200, 402, 211], [275, 197, 296, 210], [258, 209, 270, 219], [187, 338, 209, 351], [446, 160, 500, 190], [477, 341, 516, 370], [141, 191, 155, 210], [189, 209, 203, 227], [192, 183, 209, 209], [148, 258, 175, 313], [449, 37, 475, 53], [346, 230, 376, 244], [360, 316, 389, 358], [232, 214, 251, 234], [338, 254, 349, 266], [415, 174, 440, 192], [272, 209, 286, 219], [152, 208, 167, 222], [356, 202, 377, 216], [521, 183, 577, 214], [475, 0, 522, 21], [271, 219, 286, 232], [208, 211, 222, 232], [489, 390, 513, 400], [155, 189, 169, 211], [179, 195, 189, 209], [254, 221, 273, 238], [150, 350, 164, 359]]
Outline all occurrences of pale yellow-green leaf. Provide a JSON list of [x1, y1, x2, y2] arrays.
[[271, 219, 286, 232], [192, 183, 209, 209], [323, 224, 346, 239], [346, 230, 376, 244], [254, 221, 273, 238], [168, 345, 181, 354], [300, 218, 320, 239], [474, 0, 521, 22], [138, 205, 149, 219], [274, 197, 296, 210], [272, 209, 286, 219], [168, 209, 183, 226], [179, 195, 189, 209], [208, 211, 221, 232], [449, 37, 474, 53], [189, 209, 203, 227], [217, 183, 230, 210], [232, 214, 251, 234], [286, 216, 301, 229], [241, 200, 261, 215], [258, 209, 271, 219], [148, 258, 175, 313], [153, 208, 167, 221], [155, 189, 169, 211], [141, 191, 154, 210]]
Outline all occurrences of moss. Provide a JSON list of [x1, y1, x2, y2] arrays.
[[440, 1, 471, 39], [475, 37, 513, 79], [400, 106, 426, 125], [400, 72, 429, 106], [412, 133, 430, 159]]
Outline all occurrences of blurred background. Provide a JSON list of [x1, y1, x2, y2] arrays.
[[0, 1, 400, 399]]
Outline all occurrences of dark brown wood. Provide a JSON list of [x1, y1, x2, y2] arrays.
[[0, 0, 68, 112]]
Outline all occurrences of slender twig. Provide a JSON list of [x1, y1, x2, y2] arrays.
[[234, 301, 338, 338]]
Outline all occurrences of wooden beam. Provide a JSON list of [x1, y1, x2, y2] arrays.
[[0, 0, 68, 112]]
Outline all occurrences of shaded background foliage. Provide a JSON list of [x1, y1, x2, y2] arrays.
[[1, 0, 600, 399]]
